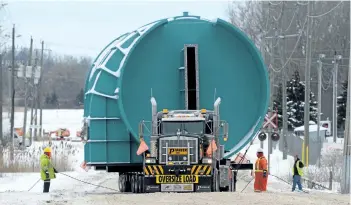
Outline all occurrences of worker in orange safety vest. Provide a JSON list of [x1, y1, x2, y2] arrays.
[[254, 148, 268, 192]]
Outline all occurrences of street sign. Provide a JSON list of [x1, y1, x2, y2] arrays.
[[263, 113, 277, 129]]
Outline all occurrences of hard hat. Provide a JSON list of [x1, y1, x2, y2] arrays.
[[43, 147, 52, 153], [257, 148, 264, 153]]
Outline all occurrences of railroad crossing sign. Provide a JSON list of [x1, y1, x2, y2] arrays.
[[263, 113, 277, 129]]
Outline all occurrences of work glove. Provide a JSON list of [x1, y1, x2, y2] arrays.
[[54, 168, 58, 173], [45, 171, 49, 179], [263, 170, 267, 178]]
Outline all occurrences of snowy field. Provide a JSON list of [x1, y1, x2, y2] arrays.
[[0, 109, 350, 204]]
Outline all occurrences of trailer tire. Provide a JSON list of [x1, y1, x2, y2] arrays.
[[118, 174, 126, 192], [131, 175, 136, 193], [138, 175, 144, 193]]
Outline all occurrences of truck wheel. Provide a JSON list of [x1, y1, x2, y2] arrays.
[[134, 175, 139, 193], [125, 174, 131, 192], [131, 175, 135, 193], [138, 175, 144, 193], [135, 175, 140, 193], [118, 174, 125, 192]]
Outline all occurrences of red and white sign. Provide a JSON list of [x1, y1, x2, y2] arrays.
[[263, 113, 277, 129]]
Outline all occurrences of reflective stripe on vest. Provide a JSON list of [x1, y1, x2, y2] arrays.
[[255, 157, 267, 173]]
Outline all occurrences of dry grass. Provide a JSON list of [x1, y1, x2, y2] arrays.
[[0, 141, 81, 174]]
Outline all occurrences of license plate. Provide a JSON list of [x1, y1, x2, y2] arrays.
[[156, 175, 199, 184], [168, 148, 188, 155]]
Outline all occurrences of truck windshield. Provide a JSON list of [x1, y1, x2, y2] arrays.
[[162, 121, 204, 135]]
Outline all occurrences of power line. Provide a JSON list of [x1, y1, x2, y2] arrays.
[[269, 1, 283, 6], [307, 1, 343, 18], [268, 16, 308, 73]]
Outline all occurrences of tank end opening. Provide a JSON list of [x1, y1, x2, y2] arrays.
[[185, 45, 198, 110]]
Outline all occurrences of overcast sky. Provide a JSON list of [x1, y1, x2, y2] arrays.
[[1, 0, 231, 58]]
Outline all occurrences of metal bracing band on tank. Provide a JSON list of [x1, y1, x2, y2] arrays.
[[88, 20, 160, 99], [86, 161, 133, 165], [86, 117, 120, 120], [85, 71, 118, 99], [89, 33, 130, 81], [115, 21, 160, 78], [87, 140, 130, 143]]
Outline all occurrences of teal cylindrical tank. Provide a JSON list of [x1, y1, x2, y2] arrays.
[[84, 12, 269, 165]]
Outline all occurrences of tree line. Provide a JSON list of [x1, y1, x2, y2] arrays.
[[1, 47, 92, 109], [228, 1, 350, 127], [272, 69, 348, 130]]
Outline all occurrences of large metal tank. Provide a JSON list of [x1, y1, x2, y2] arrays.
[[84, 12, 269, 165]]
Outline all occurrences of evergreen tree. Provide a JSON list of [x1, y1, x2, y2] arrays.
[[337, 80, 348, 128], [76, 88, 84, 105], [273, 83, 283, 128], [273, 70, 318, 130], [45, 94, 51, 105], [51, 91, 59, 106]]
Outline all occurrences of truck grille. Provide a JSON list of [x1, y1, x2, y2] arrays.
[[159, 136, 198, 164]]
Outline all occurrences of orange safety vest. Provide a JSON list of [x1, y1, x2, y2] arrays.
[[254, 156, 268, 192], [255, 156, 268, 173]]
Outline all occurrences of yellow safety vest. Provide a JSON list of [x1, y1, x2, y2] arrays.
[[292, 160, 304, 176]]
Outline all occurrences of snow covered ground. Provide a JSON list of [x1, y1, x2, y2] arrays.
[[0, 109, 350, 204], [2, 109, 84, 136]]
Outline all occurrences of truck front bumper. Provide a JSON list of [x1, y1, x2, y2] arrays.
[[144, 175, 212, 193]]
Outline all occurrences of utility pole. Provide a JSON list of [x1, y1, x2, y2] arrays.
[[317, 54, 325, 167], [341, 50, 351, 194], [10, 24, 15, 160], [38, 41, 44, 138], [281, 37, 288, 160], [279, 2, 288, 160], [0, 54, 3, 144], [34, 50, 39, 142], [29, 51, 38, 144], [332, 53, 342, 143], [22, 37, 33, 149], [265, 31, 299, 160], [303, 1, 312, 167]]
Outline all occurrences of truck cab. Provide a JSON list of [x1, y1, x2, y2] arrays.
[[138, 97, 231, 193]]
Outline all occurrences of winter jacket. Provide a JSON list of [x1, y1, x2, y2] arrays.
[[40, 154, 56, 180]]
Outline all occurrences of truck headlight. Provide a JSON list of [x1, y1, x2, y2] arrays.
[[145, 158, 156, 164], [202, 157, 212, 164]]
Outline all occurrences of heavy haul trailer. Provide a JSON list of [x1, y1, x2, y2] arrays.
[[83, 12, 269, 193]]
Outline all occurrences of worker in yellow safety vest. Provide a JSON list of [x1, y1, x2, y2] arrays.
[[40, 147, 58, 193], [254, 148, 268, 192], [292, 154, 304, 192]]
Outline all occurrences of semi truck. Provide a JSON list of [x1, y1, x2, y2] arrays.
[[83, 12, 269, 193], [139, 97, 231, 192]]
